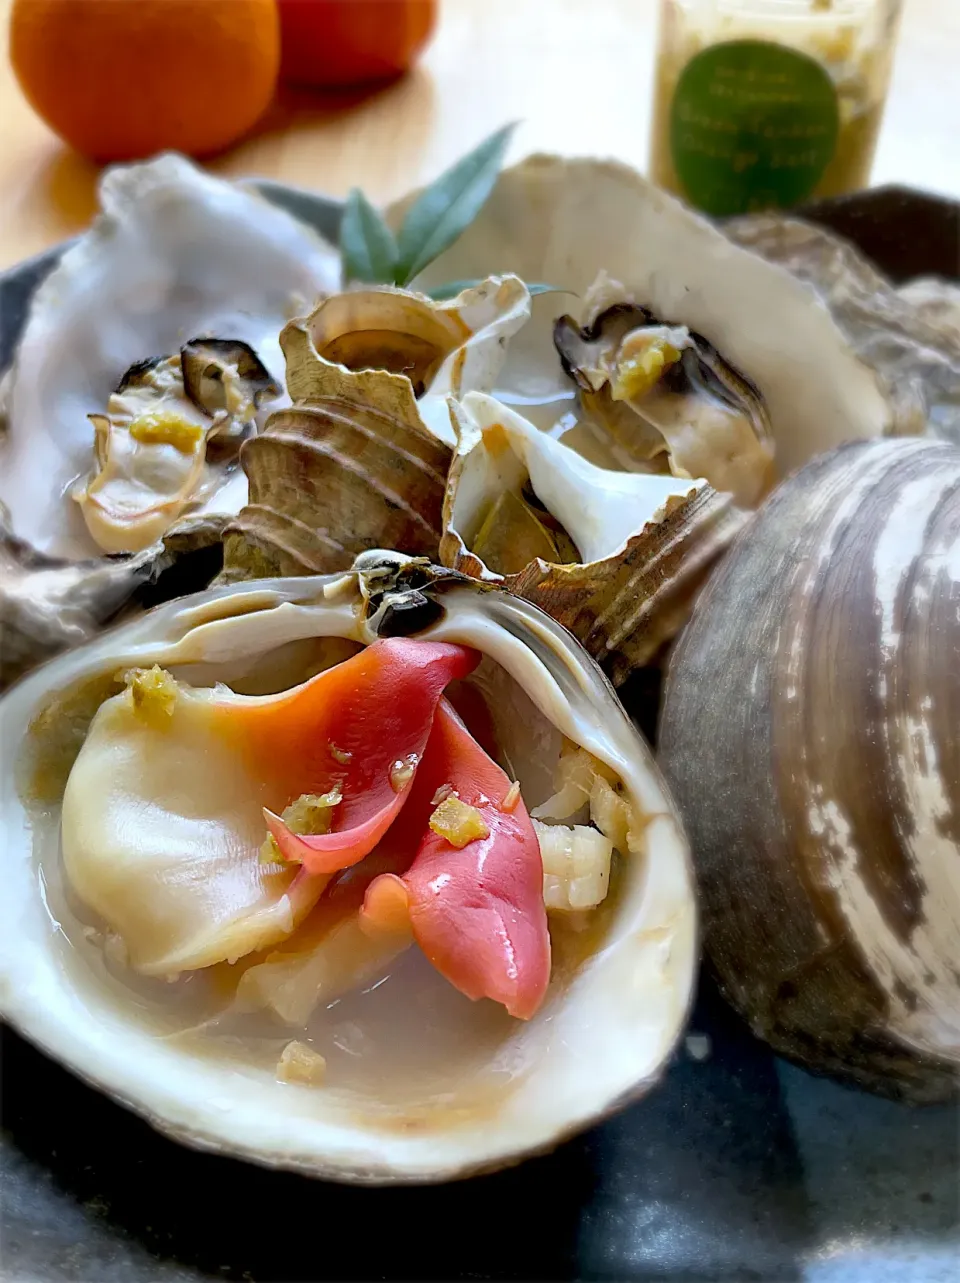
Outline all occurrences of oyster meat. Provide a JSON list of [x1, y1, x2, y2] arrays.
[[0, 154, 338, 561], [76, 339, 281, 554], [553, 284, 774, 507], [0, 555, 696, 1181]]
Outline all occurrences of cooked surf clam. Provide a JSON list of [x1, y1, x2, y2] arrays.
[[75, 338, 281, 554], [440, 392, 748, 682], [659, 439, 960, 1103], [0, 555, 695, 1180]]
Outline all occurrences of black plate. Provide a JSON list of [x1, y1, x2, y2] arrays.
[[1, 183, 958, 1283]]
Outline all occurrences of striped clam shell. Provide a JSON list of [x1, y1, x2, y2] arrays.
[[658, 437, 960, 1102]]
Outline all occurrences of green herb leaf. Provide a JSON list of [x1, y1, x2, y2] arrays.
[[395, 123, 517, 286], [426, 280, 566, 301], [340, 187, 400, 284]]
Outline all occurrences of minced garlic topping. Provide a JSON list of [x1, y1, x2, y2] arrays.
[[128, 410, 206, 454], [611, 327, 688, 402], [276, 1040, 327, 1085], [259, 786, 342, 865], [124, 666, 178, 726], [429, 794, 490, 848]]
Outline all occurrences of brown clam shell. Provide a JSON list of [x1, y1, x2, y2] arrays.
[[658, 437, 960, 1103]]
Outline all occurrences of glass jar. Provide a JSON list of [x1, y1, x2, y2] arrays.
[[649, 0, 904, 216]]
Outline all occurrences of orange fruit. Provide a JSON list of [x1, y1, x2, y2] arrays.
[[277, 0, 437, 88], [9, 0, 281, 163]]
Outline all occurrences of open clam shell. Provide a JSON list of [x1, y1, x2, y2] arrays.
[[658, 438, 960, 1103], [0, 555, 696, 1181], [393, 155, 896, 478], [441, 393, 748, 684]]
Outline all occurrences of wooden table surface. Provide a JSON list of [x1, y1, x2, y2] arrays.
[[0, 0, 957, 271]]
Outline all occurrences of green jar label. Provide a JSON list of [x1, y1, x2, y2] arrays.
[[669, 39, 839, 216]]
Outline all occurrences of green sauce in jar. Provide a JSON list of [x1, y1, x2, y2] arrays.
[[649, 0, 903, 215]]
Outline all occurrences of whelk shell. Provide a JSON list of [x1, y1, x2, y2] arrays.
[[658, 438, 960, 1103], [222, 334, 451, 581], [441, 392, 748, 683], [281, 276, 531, 446], [222, 279, 529, 580]]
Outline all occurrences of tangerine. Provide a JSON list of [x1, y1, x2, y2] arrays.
[[277, 0, 437, 88], [9, 0, 281, 163]]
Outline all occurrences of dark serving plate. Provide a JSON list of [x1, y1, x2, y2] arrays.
[[1, 181, 958, 1283]]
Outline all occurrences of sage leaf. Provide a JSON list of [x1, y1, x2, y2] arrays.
[[426, 280, 566, 302], [395, 123, 517, 286], [340, 187, 399, 284]]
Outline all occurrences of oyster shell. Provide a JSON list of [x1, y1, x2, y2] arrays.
[[0, 501, 225, 693], [658, 438, 960, 1103], [0, 153, 338, 561], [0, 555, 696, 1181], [441, 393, 747, 683], [724, 214, 960, 444], [75, 339, 281, 554], [393, 155, 895, 476]]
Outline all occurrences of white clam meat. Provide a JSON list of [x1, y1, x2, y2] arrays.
[[0, 556, 696, 1181]]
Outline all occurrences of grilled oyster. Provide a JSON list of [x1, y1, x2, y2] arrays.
[[0, 154, 338, 562], [0, 555, 695, 1181], [394, 155, 897, 478], [553, 287, 774, 507], [75, 339, 281, 554]]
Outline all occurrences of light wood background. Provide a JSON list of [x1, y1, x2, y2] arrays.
[[0, 0, 957, 271]]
